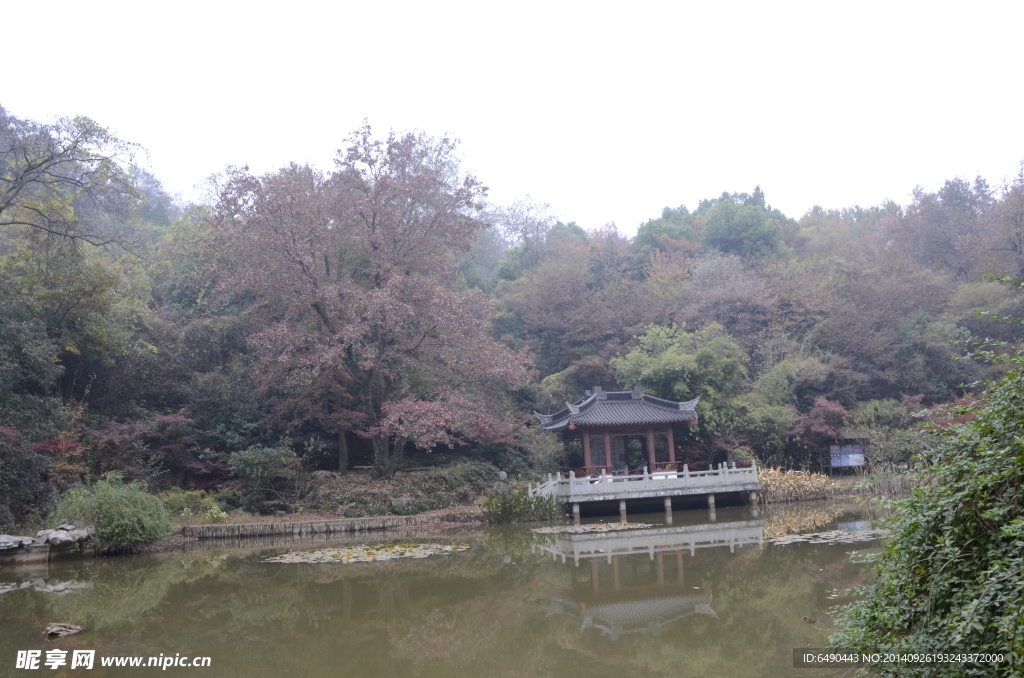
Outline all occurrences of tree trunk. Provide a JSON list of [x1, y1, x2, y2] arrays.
[[371, 434, 407, 478], [371, 434, 396, 478], [337, 426, 348, 473]]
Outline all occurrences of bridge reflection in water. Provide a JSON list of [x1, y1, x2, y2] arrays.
[[536, 517, 764, 641]]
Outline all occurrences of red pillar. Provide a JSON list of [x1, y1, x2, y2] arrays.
[[667, 427, 675, 463], [647, 427, 656, 468], [604, 430, 612, 470], [582, 432, 591, 469]]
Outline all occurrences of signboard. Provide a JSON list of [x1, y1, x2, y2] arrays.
[[830, 444, 864, 467]]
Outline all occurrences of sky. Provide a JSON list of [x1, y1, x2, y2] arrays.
[[4, 1, 1023, 236]]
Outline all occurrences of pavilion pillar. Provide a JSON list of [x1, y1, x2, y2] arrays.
[[667, 427, 675, 463], [590, 559, 600, 595], [582, 433, 591, 469], [657, 553, 665, 587], [604, 430, 611, 471], [612, 556, 621, 591], [647, 427, 656, 469], [676, 552, 685, 584]]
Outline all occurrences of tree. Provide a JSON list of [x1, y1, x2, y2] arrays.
[[611, 323, 747, 441], [700, 199, 783, 256], [0, 109, 141, 250], [634, 205, 697, 268], [213, 126, 530, 477]]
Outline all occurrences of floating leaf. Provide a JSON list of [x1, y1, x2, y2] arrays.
[[263, 543, 471, 564]]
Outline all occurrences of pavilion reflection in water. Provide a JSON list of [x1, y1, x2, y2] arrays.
[[537, 518, 764, 641]]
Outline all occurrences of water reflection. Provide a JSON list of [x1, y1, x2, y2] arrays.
[[537, 518, 762, 641], [0, 504, 877, 677]]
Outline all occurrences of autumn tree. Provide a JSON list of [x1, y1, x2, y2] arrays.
[[0, 108, 142, 251], [213, 127, 530, 477]]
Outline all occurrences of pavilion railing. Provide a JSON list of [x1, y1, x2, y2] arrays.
[[528, 462, 759, 499]]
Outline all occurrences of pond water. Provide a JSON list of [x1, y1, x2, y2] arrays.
[[0, 503, 880, 677]]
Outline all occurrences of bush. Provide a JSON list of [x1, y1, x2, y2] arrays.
[[54, 472, 174, 553], [229, 441, 297, 513], [158, 488, 228, 523], [483, 486, 561, 524], [831, 371, 1024, 674], [211, 486, 242, 511]]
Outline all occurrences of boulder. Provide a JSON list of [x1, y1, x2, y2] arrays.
[[34, 525, 94, 550], [311, 470, 338, 482], [0, 535, 35, 551], [44, 623, 82, 639], [498, 471, 508, 481], [390, 497, 413, 508]]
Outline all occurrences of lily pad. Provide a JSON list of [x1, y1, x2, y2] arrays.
[[262, 543, 470, 564], [767, 529, 884, 546]]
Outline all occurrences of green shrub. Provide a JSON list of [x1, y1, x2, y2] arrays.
[[54, 472, 174, 553], [483, 486, 561, 524], [158, 488, 228, 523], [159, 488, 213, 516], [211, 486, 242, 511], [831, 370, 1024, 674]]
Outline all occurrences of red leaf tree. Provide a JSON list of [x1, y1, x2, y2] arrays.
[[212, 126, 530, 476]]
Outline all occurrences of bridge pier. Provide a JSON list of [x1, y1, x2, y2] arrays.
[[572, 502, 580, 525], [664, 496, 673, 526], [619, 500, 627, 523]]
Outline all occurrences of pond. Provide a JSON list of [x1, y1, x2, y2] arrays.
[[0, 503, 880, 677]]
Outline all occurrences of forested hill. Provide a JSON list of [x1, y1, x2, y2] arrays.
[[2, 107, 1023, 524]]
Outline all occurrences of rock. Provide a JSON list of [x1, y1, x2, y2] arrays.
[[34, 525, 94, 550], [311, 470, 338, 482], [0, 535, 35, 551], [490, 481, 510, 495], [498, 471, 508, 481], [390, 498, 413, 508], [274, 510, 287, 517], [44, 623, 82, 639], [365, 490, 383, 496], [47, 532, 77, 549]]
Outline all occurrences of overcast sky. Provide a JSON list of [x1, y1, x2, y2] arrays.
[[4, 1, 1022, 235]]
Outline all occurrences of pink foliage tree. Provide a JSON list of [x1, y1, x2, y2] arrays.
[[212, 126, 530, 476]]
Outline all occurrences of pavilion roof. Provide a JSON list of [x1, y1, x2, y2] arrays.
[[534, 386, 699, 431]]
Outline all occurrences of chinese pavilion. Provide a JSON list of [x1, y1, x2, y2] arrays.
[[535, 386, 700, 476]]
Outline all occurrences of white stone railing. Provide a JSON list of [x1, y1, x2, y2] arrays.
[[528, 462, 758, 498]]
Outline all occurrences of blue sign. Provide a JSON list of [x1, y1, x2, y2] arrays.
[[830, 444, 864, 467]]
